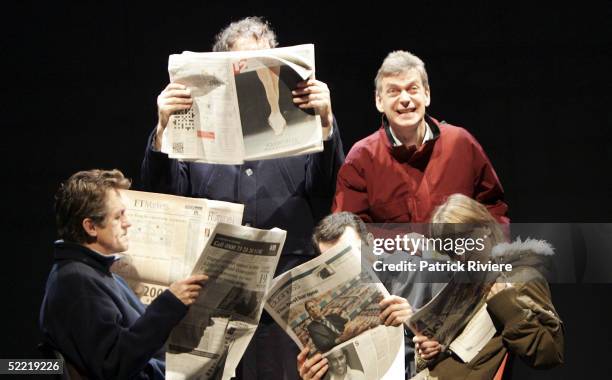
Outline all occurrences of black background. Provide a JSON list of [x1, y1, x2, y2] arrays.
[[3, 0, 612, 378]]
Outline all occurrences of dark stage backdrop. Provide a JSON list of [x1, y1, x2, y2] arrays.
[[4, 1, 612, 378]]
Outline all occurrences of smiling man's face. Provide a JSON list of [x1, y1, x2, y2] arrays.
[[376, 68, 430, 138]]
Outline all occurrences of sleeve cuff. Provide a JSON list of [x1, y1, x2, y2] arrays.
[[148, 289, 189, 325], [322, 117, 338, 142], [486, 287, 525, 327]]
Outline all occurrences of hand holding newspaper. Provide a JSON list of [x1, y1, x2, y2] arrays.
[[162, 44, 324, 164], [110, 190, 288, 379], [265, 241, 405, 379], [408, 275, 496, 372], [166, 222, 286, 380]]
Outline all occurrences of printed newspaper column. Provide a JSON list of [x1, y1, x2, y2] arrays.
[[111, 189, 244, 304], [264, 241, 405, 379], [166, 222, 286, 380], [165, 56, 245, 164]]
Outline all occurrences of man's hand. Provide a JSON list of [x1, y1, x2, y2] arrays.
[[413, 334, 441, 360], [297, 347, 328, 380], [292, 79, 334, 133], [379, 295, 413, 326], [169, 274, 208, 306], [155, 83, 193, 150]]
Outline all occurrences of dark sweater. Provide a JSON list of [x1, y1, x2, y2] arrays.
[[141, 121, 345, 277], [39, 241, 188, 379]]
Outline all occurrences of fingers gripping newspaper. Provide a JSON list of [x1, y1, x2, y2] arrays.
[[166, 222, 286, 380], [265, 242, 405, 379], [408, 275, 497, 375], [162, 44, 323, 164], [111, 189, 244, 304]]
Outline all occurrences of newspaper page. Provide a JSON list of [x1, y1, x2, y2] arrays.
[[407, 275, 490, 373], [265, 241, 405, 379], [111, 190, 244, 304], [167, 222, 286, 380], [447, 303, 496, 363], [408, 277, 489, 349], [163, 44, 323, 164]]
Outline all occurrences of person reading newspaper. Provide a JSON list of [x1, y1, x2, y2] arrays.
[[410, 194, 564, 379], [39, 169, 208, 379], [297, 212, 414, 380], [141, 16, 344, 380]]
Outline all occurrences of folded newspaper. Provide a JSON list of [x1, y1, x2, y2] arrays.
[[110, 190, 287, 379], [166, 222, 286, 380], [111, 189, 244, 303], [162, 44, 324, 164], [265, 241, 405, 379], [408, 274, 493, 372]]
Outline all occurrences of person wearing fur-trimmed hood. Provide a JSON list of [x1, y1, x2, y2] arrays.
[[411, 194, 564, 379]]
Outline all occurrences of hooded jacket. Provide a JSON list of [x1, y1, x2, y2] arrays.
[[417, 238, 564, 379]]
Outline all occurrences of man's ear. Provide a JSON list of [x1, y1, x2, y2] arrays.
[[375, 92, 385, 113], [82, 218, 98, 239], [425, 88, 431, 107]]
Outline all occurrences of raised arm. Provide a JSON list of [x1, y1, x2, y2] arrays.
[[141, 83, 193, 195]]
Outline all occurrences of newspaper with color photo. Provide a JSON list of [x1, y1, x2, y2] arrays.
[[265, 241, 405, 379]]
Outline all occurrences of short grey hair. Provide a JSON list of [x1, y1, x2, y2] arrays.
[[212, 16, 278, 52], [374, 51, 429, 94]]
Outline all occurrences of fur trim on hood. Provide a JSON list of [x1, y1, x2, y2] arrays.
[[492, 237, 555, 259]]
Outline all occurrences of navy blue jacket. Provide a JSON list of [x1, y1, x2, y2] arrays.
[[141, 123, 344, 275], [39, 241, 188, 379]]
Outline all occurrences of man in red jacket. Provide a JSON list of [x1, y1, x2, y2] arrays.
[[333, 51, 508, 223]]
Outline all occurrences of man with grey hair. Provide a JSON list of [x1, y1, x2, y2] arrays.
[[142, 16, 344, 380], [333, 50, 508, 224], [211, 16, 278, 53]]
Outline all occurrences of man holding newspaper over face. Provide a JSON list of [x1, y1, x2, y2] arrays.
[[296, 212, 432, 380], [141, 17, 344, 380], [39, 169, 208, 380]]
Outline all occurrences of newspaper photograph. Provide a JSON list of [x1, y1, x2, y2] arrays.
[[167, 222, 286, 380], [111, 189, 244, 304], [265, 241, 405, 379], [162, 44, 323, 164], [321, 327, 405, 380]]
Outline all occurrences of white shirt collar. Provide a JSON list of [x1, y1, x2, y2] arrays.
[[389, 122, 433, 147]]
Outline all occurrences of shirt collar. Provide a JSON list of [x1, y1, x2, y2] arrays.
[[388, 122, 433, 147]]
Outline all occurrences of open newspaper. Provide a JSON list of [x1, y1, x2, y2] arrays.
[[166, 222, 286, 380], [408, 274, 495, 372], [265, 241, 405, 379], [111, 189, 244, 304], [162, 44, 323, 164]]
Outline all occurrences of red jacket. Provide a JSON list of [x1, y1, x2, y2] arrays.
[[333, 117, 508, 223]]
